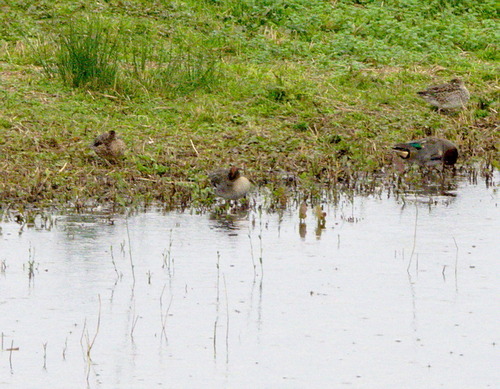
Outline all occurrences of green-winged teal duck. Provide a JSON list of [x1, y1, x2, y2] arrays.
[[392, 137, 459, 166], [209, 166, 251, 200], [91, 130, 126, 160], [417, 78, 470, 111]]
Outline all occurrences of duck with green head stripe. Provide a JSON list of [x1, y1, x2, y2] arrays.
[[392, 137, 459, 167]]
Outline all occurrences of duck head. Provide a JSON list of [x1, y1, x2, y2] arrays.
[[449, 78, 464, 86], [228, 166, 241, 181], [392, 142, 422, 160]]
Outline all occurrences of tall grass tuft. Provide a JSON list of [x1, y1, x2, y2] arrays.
[[42, 20, 222, 97], [56, 18, 120, 90], [126, 43, 221, 98]]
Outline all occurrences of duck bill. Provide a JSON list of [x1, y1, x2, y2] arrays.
[[392, 148, 410, 159]]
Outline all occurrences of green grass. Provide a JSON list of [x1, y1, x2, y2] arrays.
[[0, 0, 498, 208], [53, 18, 120, 90], [125, 42, 222, 97]]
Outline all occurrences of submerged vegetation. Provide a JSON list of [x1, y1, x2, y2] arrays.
[[0, 0, 498, 208]]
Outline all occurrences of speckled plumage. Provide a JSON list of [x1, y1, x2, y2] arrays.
[[209, 167, 251, 200], [392, 137, 459, 167], [417, 78, 470, 110], [90, 130, 126, 160]]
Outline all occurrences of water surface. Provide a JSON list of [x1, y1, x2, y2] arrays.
[[0, 172, 498, 388]]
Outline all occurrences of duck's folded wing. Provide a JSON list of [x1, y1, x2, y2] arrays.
[[428, 83, 456, 94], [427, 149, 444, 161], [209, 170, 226, 186]]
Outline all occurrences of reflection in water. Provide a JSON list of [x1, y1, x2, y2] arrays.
[[401, 168, 460, 196], [299, 221, 307, 239], [299, 201, 307, 239], [208, 208, 250, 232], [314, 205, 327, 239], [297, 202, 327, 239], [0, 170, 498, 388]]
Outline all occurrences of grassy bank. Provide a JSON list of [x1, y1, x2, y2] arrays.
[[0, 0, 498, 208]]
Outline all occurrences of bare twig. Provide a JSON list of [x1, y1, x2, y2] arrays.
[[223, 274, 229, 364], [125, 216, 135, 287], [248, 234, 256, 276], [58, 162, 68, 173], [131, 313, 140, 340], [189, 138, 200, 157], [159, 284, 173, 345], [42, 342, 48, 370], [110, 245, 120, 280], [453, 237, 459, 291], [407, 199, 418, 274], [85, 295, 102, 383], [258, 234, 264, 277], [87, 295, 102, 358], [80, 318, 87, 355], [62, 337, 67, 360], [214, 251, 221, 359], [9, 340, 14, 372], [162, 229, 174, 276]]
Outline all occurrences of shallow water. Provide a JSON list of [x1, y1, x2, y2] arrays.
[[0, 172, 498, 388]]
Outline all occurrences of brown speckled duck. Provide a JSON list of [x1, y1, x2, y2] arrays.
[[209, 166, 251, 200], [417, 78, 470, 111], [392, 137, 459, 167], [91, 130, 126, 160]]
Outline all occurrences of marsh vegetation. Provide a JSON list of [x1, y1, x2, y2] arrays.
[[0, 0, 498, 208]]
